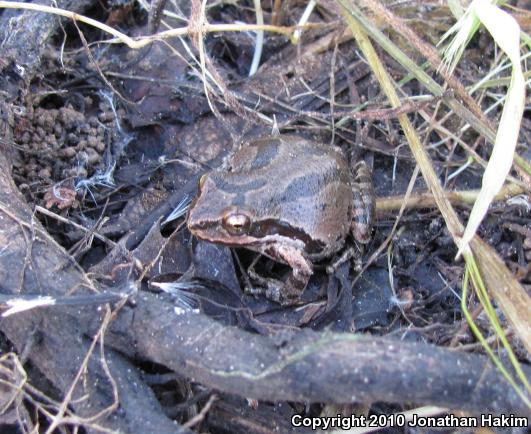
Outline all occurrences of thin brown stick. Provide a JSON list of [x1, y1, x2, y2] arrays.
[[376, 183, 526, 214], [0, 1, 301, 49], [35, 206, 116, 247], [271, 0, 282, 26], [44, 308, 117, 434], [182, 395, 218, 429]]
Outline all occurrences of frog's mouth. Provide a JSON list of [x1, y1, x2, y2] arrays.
[[189, 219, 326, 254], [249, 219, 326, 254], [189, 224, 262, 247]]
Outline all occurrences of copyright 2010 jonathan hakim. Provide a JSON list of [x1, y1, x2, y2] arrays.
[[291, 413, 529, 430]]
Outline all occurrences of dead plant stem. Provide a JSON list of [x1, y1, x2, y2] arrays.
[[376, 183, 525, 214]]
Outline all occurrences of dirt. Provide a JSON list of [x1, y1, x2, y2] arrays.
[[11, 93, 122, 210]]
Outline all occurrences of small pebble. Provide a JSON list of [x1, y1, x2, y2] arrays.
[[35, 126, 46, 138], [38, 167, 52, 178], [54, 124, 63, 137], [89, 116, 99, 127], [87, 136, 98, 147], [61, 147, 77, 158], [95, 140, 106, 153], [20, 132, 31, 144], [85, 147, 101, 164], [67, 133, 78, 144], [98, 111, 115, 123]]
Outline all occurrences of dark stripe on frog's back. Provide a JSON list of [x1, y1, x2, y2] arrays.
[[209, 173, 268, 194], [212, 141, 345, 192], [228, 138, 280, 172], [279, 168, 347, 204], [280, 178, 352, 239], [212, 169, 346, 209], [210, 138, 350, 209], [280, 146, 351, 195], [208, 173, 268, 207], [246, 137, 280, 170], [247, 136, 343, 172]]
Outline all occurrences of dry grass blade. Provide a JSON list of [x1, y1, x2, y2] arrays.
[[0, 353, 27, 414], [336, 0, 462, 234], [249, 0, 264, 76], [462, 254, 530, 406], [440, 1, 526, 256], [293, 0, 317, 43], [469, 237, 531, 366], [340, 0, 530, 179], [336, 0, 531, 399], [439, 0, 483, 73]]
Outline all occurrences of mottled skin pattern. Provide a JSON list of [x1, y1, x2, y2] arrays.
[[187, 135, 374, 305], [351, 160, 375, 244]]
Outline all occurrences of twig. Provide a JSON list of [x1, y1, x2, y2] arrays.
[[375, 183, 526, 214], [182, 394, 217, 429], [35, 206, 116, 247], [44, 308, 117, 434], [0, 2, 301, 49]]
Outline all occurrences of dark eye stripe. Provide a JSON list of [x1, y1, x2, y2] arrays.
[[211, 174, 267, 194]]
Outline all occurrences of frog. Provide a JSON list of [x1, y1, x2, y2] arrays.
[[186, 135, 374, 305]]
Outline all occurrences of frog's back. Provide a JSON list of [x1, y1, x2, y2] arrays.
[[232, 136, 354, 253]]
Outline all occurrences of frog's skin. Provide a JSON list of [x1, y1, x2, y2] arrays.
[[187, 135, 374, 305]]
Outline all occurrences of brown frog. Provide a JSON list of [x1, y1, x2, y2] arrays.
[[187, 135, 374, 305]]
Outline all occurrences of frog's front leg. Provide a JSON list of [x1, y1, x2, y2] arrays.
[[273, 244, 313, 304], [247, 244, 313, 305], [351, 160, 375, 244]]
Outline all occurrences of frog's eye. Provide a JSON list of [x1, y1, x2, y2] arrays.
[[222, 212, 251, 235]]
